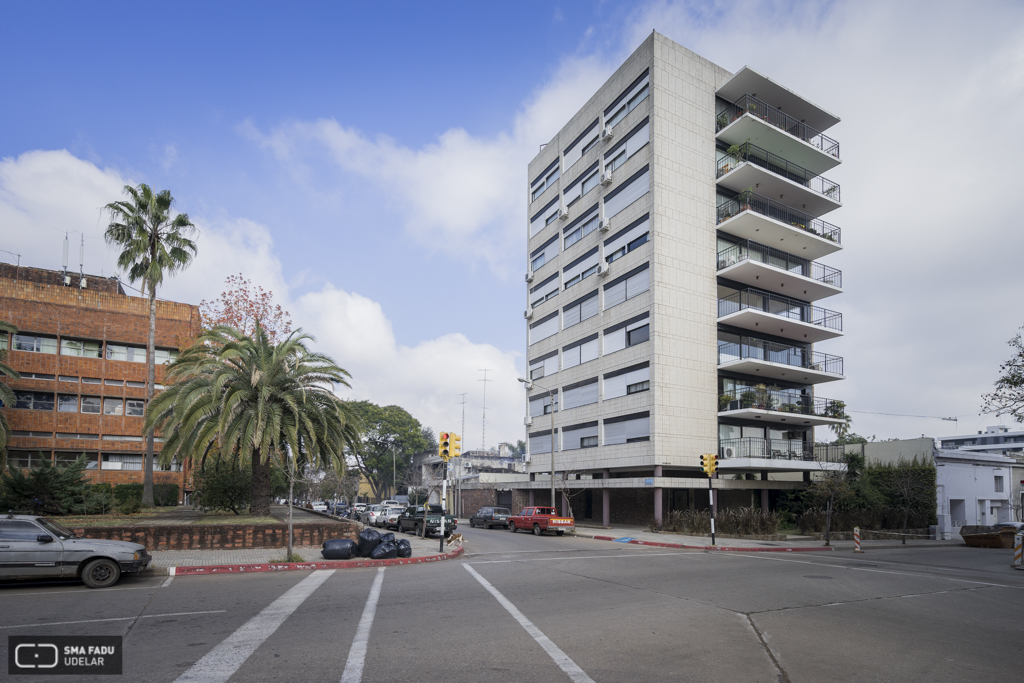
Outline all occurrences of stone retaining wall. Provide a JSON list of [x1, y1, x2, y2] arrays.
[[72, 521, 360, 551]]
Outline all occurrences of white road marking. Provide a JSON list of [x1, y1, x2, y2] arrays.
[[465, 564, 595, 683], [471, 551, 688, 564], [174, 569, 335, 683], [340, 567, 386, 683], [162, 576, 174, 588], [0, 585, 160, 597], [0, 610, 226, 630]]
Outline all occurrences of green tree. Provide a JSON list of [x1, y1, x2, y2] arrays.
[[0, 321, 21, 467], [146, 323, 360, 522], [193, 466, 252, 514], [824, 399, 852, 442], [1, 455, 90, 514], [345, 401, 428, 500], [982, 326, 1024, 423], [104, 184, 198, 507]]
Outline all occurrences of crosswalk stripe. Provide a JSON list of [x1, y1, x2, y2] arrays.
[[174, 569, 335, 683], [340, 567, 386, 683]]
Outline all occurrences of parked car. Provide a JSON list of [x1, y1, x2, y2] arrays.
[[376, 506, 406, 530], [310, 501, 328, 512], [469, 507, 512, 529], [508, 507, 575, 536], [363, 505, 386, 525], [380, 500, 401, 507], [398, 505, 457, 537], [991, 522, 1024, 532], [0, 514, 151, 588]]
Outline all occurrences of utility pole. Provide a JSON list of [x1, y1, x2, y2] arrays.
[[478, 369, 492, 453], [457, 393, 467, 518]]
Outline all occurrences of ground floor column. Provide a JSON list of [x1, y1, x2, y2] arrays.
[[761, 471, 769, 512], [529, 489, 535, 506], [602, 468, 611, 527], [653, 465, 663, 524]]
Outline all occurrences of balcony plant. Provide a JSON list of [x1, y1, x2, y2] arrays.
[[737, 187, 756, 212], [719, 393, 734, 411], [726, 140, 750, 163], [716, 113, 728, 130]]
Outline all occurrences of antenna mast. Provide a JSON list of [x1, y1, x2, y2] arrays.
[[478, 369, 492, 453]]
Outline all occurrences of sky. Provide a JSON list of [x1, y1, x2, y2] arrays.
[[2, 0, 1023, 449]]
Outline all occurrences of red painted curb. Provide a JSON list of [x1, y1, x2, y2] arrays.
[[170, 546, 465, 577], [576, 533, 834, 552]]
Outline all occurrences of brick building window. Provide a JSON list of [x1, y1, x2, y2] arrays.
[[81, 396, 101, 414], [15, 391, 54, 410], [13, 334, 57, 354], [60, 339, 102, 358], [126, 400, 145, 417], [6, 451, 49, 468], [58, 395, 78, 412], [103, 398, 124, 416], [55, 452, 98, 469], [102, 454, 142, 471], [154, 348, 179, 364], [106, 344, 146, 363]]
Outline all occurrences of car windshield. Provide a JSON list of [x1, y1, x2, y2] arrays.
[[39, 518, 78, 540], [495, 509, 510, 515], [388, 507, 404, 514]]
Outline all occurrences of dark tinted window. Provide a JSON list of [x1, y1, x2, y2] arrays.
[[0, 521, 43, 541], [494, 508, 511, 515]]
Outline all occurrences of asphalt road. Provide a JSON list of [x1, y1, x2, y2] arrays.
[[2, 525, 1022, 682]]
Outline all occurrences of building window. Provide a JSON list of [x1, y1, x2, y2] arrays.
[[126, 400, 145, 417], [106, 344, 147, 363], [55, 452, 98, 469], [6, 451, 47, 469], [126, 381, 146, 388], [59, 375, 78, 383], [581, 436, 598, 448], [564, 215, 598, 250], [581, 170, 599, 196], [608, 150, 626, 172], [564, 264, 598, 290], [530, 274, 559, 308], [529, 353, 559, 381], [627, 380, 650, 394], [60, 339, 102, 358], [561, 379, 598, 410], [15, 391, 54, 410], [12, 431, 52, 438], [563, 335, 599, 369], [605, 75, 650, 130], [563, 249, 601, 292], [58, 395, 79, 413], [528, 313, 559, 346], [604, 364, 650, 400], [102, 454, 142, 471], [531, 234, 559, 272], [562, 422, 598, 450], [603, 167, 650, 219], [603, 412, 650, 445], [604, 314, 650, 355], [82, 377, 101, 385], [105, 379, 124, 386], [103, 398, 124, 416], [13, 334, 57, 354], [605, 218, 650, 263], [995, 476, 1004, 493], [562, 291, 599, 329], [531, 166, 560, 203], [81, 396, 101, 414], [627, 324, 650, 347], [529, 393, 558, 418], [603, 264, 650, 310]]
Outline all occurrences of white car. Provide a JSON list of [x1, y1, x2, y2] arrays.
[[376, 507, 406, 530], [310, 502, 328, 512], [364, 505, 386, 525]]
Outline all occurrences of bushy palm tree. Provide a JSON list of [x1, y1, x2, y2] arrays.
[[146, 324, 360, 528], [105, 184, 198, 506], [0, 321, 22, 465]]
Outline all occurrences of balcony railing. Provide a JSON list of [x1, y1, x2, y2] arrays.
[[720, 437, 811, 461], [717, 240, 842, 288], [716, 142, 840, 203], [718, 288, 843, 331], [718, 387, 844, 419], [718, 337, 844, 376], [717, 192, 841, 244], [717, 94, 840, 158]]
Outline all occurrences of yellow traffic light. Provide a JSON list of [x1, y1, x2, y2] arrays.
[[700, 454, 710, 475], [451, 433, 461, 458], [439, 432, 451, 460], [700, 454, 718, 476]]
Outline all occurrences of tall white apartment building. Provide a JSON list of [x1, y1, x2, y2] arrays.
[[520, 32, 847, 525]]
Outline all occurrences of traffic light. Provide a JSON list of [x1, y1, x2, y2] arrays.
[[700, 454, 718, 476], [451, 433, 461, 458], [439, 432, 451, 461]]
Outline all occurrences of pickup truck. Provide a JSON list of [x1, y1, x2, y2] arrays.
[[397, 505, 458, 537], [507, 507, 575, 536]]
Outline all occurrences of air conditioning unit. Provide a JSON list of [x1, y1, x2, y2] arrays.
[[524, 307, 534, 320], [599, 218, 611, 233], [724, 447, 734, 458], [524, 416, 533, 427], [600, 169, 613, 185], [558, 206, 569, 220], [597, 261, 610, 277], [525, 271, 534, 284], [601, 125, 615, 140]]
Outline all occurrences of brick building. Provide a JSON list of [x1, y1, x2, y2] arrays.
[[0, 263, 199, 499]]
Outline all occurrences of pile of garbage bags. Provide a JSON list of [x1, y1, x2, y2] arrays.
[[322, 528, 413, 560]]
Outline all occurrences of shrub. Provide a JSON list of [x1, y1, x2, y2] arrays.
[[112, 483, 179, 508], [664, 507, 779, 536], [116, 496, 143, 515], [0, 455, 90, 514], [192, 467, 251, 514]]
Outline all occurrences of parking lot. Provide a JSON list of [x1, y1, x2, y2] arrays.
[[2, 525, 1022, 682]]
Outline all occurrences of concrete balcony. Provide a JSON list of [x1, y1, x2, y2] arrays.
[[717, 239, 841, 302], [718, 337, 843, 384], [717, 437, 847, 472], [716, 142, 841, 217], [718, 388, 847, 428], [717, 288, 842, 343], [716, 66, 840, 133], [716, 192, 841, 260]]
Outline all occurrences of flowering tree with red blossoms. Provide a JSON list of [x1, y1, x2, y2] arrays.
[[199, 274, 293, 343]]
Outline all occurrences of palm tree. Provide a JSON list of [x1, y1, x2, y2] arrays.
[[0, 321, 22, 466], [146, 324, 360, 545], [105, 184, 198, 506]]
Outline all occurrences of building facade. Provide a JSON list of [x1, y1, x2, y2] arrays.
[[938, 424, 1024, 455], [520, 33, 847, 525], [0, 263, 199, 498]]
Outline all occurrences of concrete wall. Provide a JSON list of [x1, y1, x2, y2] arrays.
[[861, 438, 936, 466]]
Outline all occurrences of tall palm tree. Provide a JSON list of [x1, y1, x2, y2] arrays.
[[0, 321, 22, 467], [105, 184, 198, 506], [146, 324, 360, 526]]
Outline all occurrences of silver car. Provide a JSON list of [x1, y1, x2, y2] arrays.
[[0, 514, 151, 588], [363, 505, 386, 525]]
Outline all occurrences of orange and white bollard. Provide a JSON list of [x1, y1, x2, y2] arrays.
[[853, 526, 864, 553], [1013, 534, 1022, 569]]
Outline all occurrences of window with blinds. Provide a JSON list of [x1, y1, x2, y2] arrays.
[[562, 333, 599, 369], [561, 378, 598, 410], [562, 162, 598, 208], [562, 120, 599, 173], [604, 363, 651, 400], [604, 215, 650, 263], [530, 234, 560, 272], [605, 70, 650, 130], [529, 392, 559, 418], [531, 197, 561, 237], [564, 210, 599, 250], [562, 290, 599, 329], [603, 411, 650, 445], [529, 312, 559, 346], [604, 263, 650, 310], [563, 247, 600, 291], [604, 312, 650, 355], [529, 350, 559, 380], [531, 159, 560, 203], [562, 422, 599, 451], [530, 273, 559, 307], [604, 119, 650, 173], [529, 431, 555, 455], [603, 166, 650, 219]]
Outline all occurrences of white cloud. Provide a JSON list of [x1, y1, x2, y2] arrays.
[[0, 149, 526, 446]]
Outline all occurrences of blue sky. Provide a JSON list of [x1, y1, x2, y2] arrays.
[[3, 1, 1024, 448]]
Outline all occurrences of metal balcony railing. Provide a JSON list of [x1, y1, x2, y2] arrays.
[[717, 288, 842, 331], [717, 239, 842, 288], [717, 94, 840, 158], [716, 142, 840, 203], [716, 192, 841, 244], [718, 337, 844, 376], [720, 437, 812, 461], [718, 387, 844, 419]]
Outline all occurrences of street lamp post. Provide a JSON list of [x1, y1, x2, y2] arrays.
[[519, 377, 556, 510]]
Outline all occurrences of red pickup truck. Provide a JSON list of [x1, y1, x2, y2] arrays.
[[507, 507, 575, 536]]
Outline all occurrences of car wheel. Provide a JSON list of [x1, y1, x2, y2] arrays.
[[533, 524, 542, 536], [469, 519, 476, 528], [556, 530, 564, 536], [82, 558, 121, 589], [509, 522, 516, 533]]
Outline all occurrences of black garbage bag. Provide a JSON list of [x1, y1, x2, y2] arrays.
[[396, 539, 412, 558], [357, 528, 382, 557], [371, 542, 399, 560], [321, 538, 357, 560], [378, 532, 396, 545]]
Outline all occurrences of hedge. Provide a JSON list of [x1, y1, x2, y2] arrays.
[[113, 483, 179, 507]]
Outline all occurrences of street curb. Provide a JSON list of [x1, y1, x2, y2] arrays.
[[165, 546, 465, 577], [581, 533, 835, 552]]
